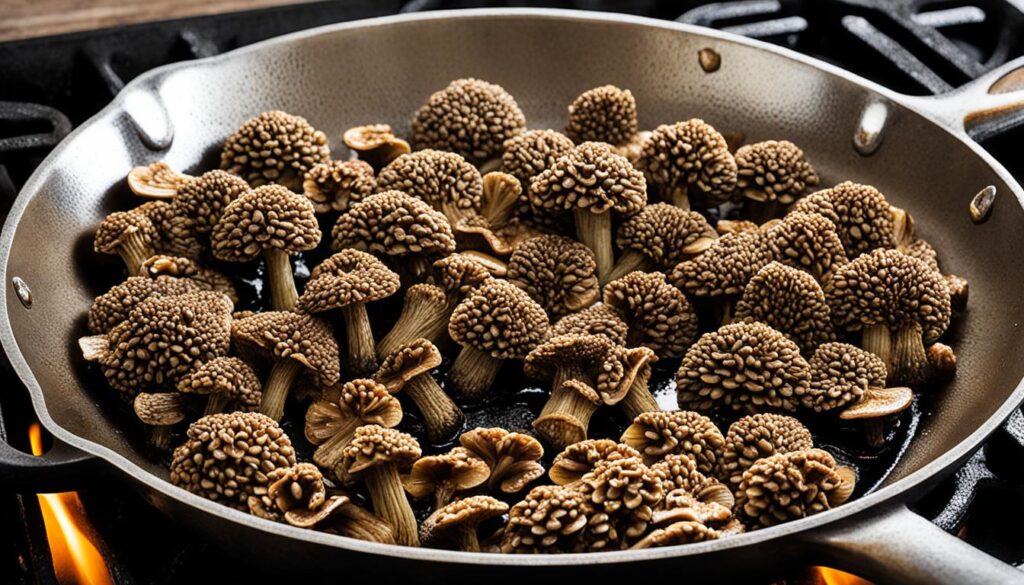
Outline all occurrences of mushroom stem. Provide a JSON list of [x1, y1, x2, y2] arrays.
[[260, 358, 303, 421], [605, 250, 656, 285], [892, 322, 927, 385], [620, 368, 660, 420], [312, 418, 362, 472], [441, 202, 476, 228], [573, 209, 613, 283], [377, 289, 450, 359], [453, 527, 483, 553], [336, 503, 397, 544], [203, 393, 230, 416], [405, 256, 435, 283], [533, 367, 598, 450], [433, 480, 457, 510], [450, 345, 503, 400], [365, 464, 419, 546], [264, 248, 298, 311], [405, 375, 464, 444], [340, 303, 379, 376], [863, 419, 888, 448], [118, 230, 152, 277], [488, 455, 517, 494], [149, 426, 173, 450], [749, 199, 780, 224], [667, 186, 690, 211], [861, 324, 893, 373]]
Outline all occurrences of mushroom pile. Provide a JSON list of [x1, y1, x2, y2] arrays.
[[83, 78, 965, 553]]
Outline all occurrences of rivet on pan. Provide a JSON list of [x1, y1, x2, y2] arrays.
[[12, 277, 32, 309], [854, 101, 889, 156], [970, 185, 996, 224], [698, 48, 721, 73]]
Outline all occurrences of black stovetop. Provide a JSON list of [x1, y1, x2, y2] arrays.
[[2, 1, 1024, 583]]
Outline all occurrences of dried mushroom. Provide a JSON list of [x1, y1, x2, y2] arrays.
[[621, 411, 724, 474], [420, 495, 508, 552], [140, 255, 238, 303], [637, 119, 738, 209], [733, 262, 836, 354], [603, 271, 699, 359], [501, 484, 590, 553], [676, 322, 809, 413], [792, 182, 896, 256], [248, 462, 325, 521], [343, 124, 410, 171], [87, 275, 201, 334], [507, 234, 599, 318], [609, 203, 718, 283], [650, 453, 734, 510], [127, 161, 192, 199], [177, 356, 261, 415], [94, 208, 159, 276], [220, 110, 330, 190], [549, 439, 640, 486], [133, 391, 187, 449], [302, 159, 376, 215], [735, 449, 855, 528], [376, 338, 463, 443], [765, 211, 848, 283], [734, 140, 818, 216], [576, 456, 664, 550], [669, 230, 773, 321], [618, 347, 660, 420], [549, 303, 629, 346], [403, 447, 489, 509], [377, 150, 482, 225], [565, 85, 638, 147], [459, 427, 544, 495], [716, 413, 813, 487]]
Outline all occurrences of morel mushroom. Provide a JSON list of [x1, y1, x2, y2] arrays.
[[676, 322, 809, 413], [650, 453, 734, 510], [127, 161, 192, 199], [411, 78, 526, 163], [565, 85, 638, 147], [455, 172, 542, 256], [576, 456, 664, 550], [619, 347, 660, 420], [420, 495, 508, 552], [133, 391, 188, 449], [630, 518, 720, 549], [502, 484, 590, 553], [447, 279, 549, 400], [549, 303, 629, 346], [548, 439, 640, 485], [716, 413, 813, 487], [340, 425, 422, 546], [377, 150, 483, 225], [297, 249, 400, 375], [232, 311, 340, 421], [636, 119, 738, 209], [529, 141, 647, 282], [284, 492, 395, 544], [342, 124, 410, 171], [734, 262, 836, 354], [140, 255, 238, 303], [734, 140, 818, 219], [501, 129, 575, 186], [177, 356, 261, 416], [928, 342, 957, 381], [403, 447, 489, 509], [603, 271, 699, 359], [94, 208, 160, 276], [608, 203, 718, 283], [169, 169, 251, 238], [459, 427, 544, 495], [376, 338, 463, 443], [506, 234, 599, 318], [792, 182, 896, 256], [220, 110, 330, 190], [304, 379, 402, 479], [248, 462, 326, 521], [735, 448, 856, 528], [825, 248, 951, 385], [621, 411, 725, 474], [87, 275, 201, 334], [211, 184, 321, 311], [169, 412, 296, 511], [764, 211, 848, 284], [302, 159, 376, 215]]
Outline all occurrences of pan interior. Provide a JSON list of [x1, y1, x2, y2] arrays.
[[4, 12, 1023, 502]]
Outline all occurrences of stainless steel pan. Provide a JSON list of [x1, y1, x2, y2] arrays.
[[2, 9, 1024, 584]]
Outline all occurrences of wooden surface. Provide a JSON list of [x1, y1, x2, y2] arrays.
[[0, 0, 319, 42]]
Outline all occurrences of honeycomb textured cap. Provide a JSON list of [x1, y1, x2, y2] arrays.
[[529, 142, 647, 215], [140, 255, 238, 303], [825, 248, 951, 342], [621, 411, 725, 474], [421, 495, 508, 546], [631, 519, 721, 549], [88, 276, 201, 334], [337, 379, 403, 425], [177, 356, 262, 408], [94, 208, 157, 254], [172, 170, 251, 235], [432, 254, 492, 298], [331, 190, 455, 257], [804, 342, 887, 412], [650, 452, 722, 498], [676, 322, 809, 412], [303, 159, 376, 215], [734, 262, 836, 354], [403, 447, 490, 499], [669, 230, 773, 297], [765, 211, 848, 283], [376, 338, 443, 392], [524, 334, 629, 404], [263, 462, 327, 516], [296, 249, 400, 313], [549, 303, 628, 346], [549, 439, 640, 485], [603, 271, 699, 359], [219, 110, 330, 187], [231, 311, 340, 386], [377, 150, 482, 217], [448, 279, 550, 359], [616, 203, 718, 269], [735, 140, 819, 204], [341, 424, 422, 475], [736, 448, 852, 528], [169, 412, 297, 511], [411, 78, 526, 162], [211, 184, 321, 261], [902, 238, 940, 273], [565, 85, 638, 145], [577, 456, 664, 550], [502, 484, 590, 553], [96, 291, 233, 394], [638, 119, 738, 204], [717, 413, 813, 487], [792, 182, 895, 255], [507, 234, 599, 318], [501, 129, 575, 184]]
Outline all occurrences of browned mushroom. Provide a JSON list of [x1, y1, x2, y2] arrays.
[[459, 427, 544, 495], [283, 492, 395, 544], [565, 85, 638, 147], [928, 342, 957, 381], [608, 203, 718, 283], [420, 495, 508, 552], [377, 150, 483, 225], [734, 140, 818, 220], [454, 172, 544, 256], [636, 119, 738, 210], [618, 346, 660, 420], [765, 211, 848, 284], [376, 338, 463, 443], [140, 255, 239, 303], [716, 413, 813, 487], [94, 208, 160, 276], [220, 110, 330, 190], [650, 453, 734, 510], [127, 161, 193, 199], [792, 182, 896, 256], [402, 447, 489, 510], [166, 169, 251, 243], [343, 124, 411, 171], [302, 159, 376, 215], [603, 271, 699, 359], [735, 449, 856, 528], [506, 234, 599, 318], [501, 129, 575, 186], [501, 484, 590, 553], [133, 391, 188, 449], [248, 462, 327, 522], [734, 262, 836, 354], [87, 275, 201, 334], [548, 439, 640, 485], [549, 303, 629, 346], [576, 456, 664, 550], [620, 411, 725, 474], [177, 356, 261, 416]]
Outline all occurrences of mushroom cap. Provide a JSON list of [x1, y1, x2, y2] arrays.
[[669, 230, 773, 297], [637, 119, 738, 204], [210, 184, 321, 261], [139, 201, 205, 260], [219, 110, 330, 187], [734, 262, 836, 354], [302, 159, 376, 215], [331, 190, 456, 258], [341, 424, 422, 475], [403, 447, 490, 499], [734, 140, 818, 204], [577, 456, 664, 549], [411, 78, 526, 162], [549, 439, 640, 485], [88, 275, 202, 334], [140, 255, 239, 303], [616, 203, 718, 269], [95, 291, 233, 394], [502, 484, 590, 553], [792, 182, 895, 256], [420, 495, 509, 547], [676, 322, 809, 412], [304, 379, 402, 445], [459, 427, 545, 493], [133, 392, 187, 426], [231, 311, 340, 386], [169, 412, 297, 511], [565, 85, 638, 146], [549, 303, 629, 346], [736, 448, 855, 528], [296, 249, 400, 314], [177, 356, 262, 409], [803, 342, 887, 412], [603, 271, 699, 359], [376, 338, 443, 393], [631, 519, 721, 549], [342, 123, 411, 161], [501, 129, 575, 185], [650, 453, 731, 508], [525, 334, 631, 404], [765, 211, 848, 283], [903, 238, 940, 273], [94, 208, 158, 255], [621, 411, 725, 474], [658, 490, 734, 527], [432, 254, 492, 298], [839, 386, 914, 420], [528, 142, 647, 215], [825, 248, 951, 342], [172, 170, 251, 235], [448, 279, 550, 359], [717, 413, 814, 487], [377, 150, 483, 218], [267, 462, 327, 514], [127, 161, 191, 199], [507, 234, 599, 318]]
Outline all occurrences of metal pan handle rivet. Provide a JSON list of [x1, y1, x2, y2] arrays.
[[698, 48, 721, 73], [970, 185, 996, 224], [854, 101, 888, 156], [12, 277, 32, 309]]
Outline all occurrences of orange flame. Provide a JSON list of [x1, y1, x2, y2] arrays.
[[29, 423, 114, 585], [814, 566, 873, 585]]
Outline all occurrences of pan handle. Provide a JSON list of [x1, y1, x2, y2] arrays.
[[802, 502, 1024, 585], [0, 431, 99, 493]]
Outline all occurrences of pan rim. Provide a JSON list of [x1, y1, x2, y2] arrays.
[[2, 7, 1023, 565]]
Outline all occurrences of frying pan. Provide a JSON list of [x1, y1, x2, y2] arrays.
[[1, 9, 1024, 585]]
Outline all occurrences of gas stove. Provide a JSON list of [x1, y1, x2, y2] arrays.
[[2, 1, 1024, 583]]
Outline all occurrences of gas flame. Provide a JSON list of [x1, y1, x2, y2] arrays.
[[814, 566, 873, 585], [29, 423, 114, 585]]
